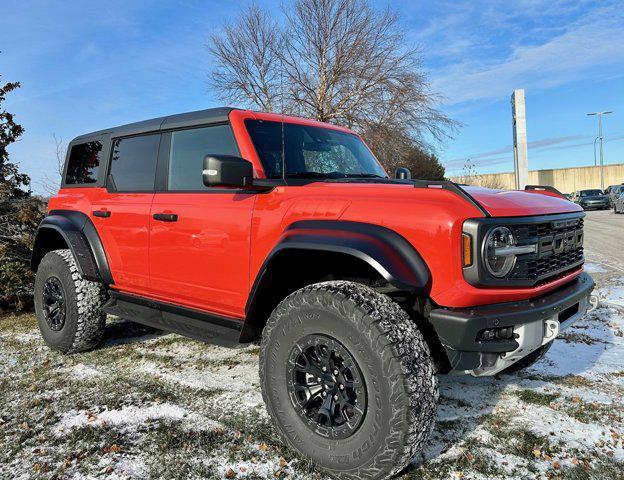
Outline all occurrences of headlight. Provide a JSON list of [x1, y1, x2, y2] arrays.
[[483, 226, 516, 277]]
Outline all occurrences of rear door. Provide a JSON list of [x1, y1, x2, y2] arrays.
[[148, 124, 255, 318], [91, 133, 161, 297]]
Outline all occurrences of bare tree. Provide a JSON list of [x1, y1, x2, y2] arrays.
[[208, 0, 455, 162], [455, 159, 507, 189], [39, 133, 65, 196], [209, 4, 281, 112]]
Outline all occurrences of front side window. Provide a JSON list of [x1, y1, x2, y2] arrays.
[[65, 141, 102, 185], [168, 125, 239, 190], [109, 134, 160, 191], [245, 120, 387, 179]]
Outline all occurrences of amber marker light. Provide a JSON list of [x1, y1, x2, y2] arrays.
[[462, 233, 473, 267]]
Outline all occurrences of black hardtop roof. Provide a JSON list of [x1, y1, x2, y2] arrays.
[[71, 107, 236, 144]]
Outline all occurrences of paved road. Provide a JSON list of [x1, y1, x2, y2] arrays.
[[583, 209, 624, 270]]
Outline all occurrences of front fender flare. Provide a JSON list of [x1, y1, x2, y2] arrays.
[[241, 220, 431, 341], [268, 220, 430, 293]]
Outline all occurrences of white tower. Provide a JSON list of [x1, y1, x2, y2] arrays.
[[512, 89, 529, 189]]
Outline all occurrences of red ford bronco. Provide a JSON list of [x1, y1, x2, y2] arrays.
[[32, 108, 596, 479]]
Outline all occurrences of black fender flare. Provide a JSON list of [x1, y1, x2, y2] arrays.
[[31, 210, 114, 284], [241, 220, 431, 341], [268, 220, 430, 292]]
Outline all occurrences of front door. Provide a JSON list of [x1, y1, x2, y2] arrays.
[[91, 133, 161, 297], [148, 124, 255, 318]]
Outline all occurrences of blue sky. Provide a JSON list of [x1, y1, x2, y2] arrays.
[[2, 0, 623, 192]]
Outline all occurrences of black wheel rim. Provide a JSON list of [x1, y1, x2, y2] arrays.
[[287, 334, 366, 439], [42, 277, 66, 331]]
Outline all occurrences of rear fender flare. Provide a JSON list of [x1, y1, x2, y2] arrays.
[[31, 210, 113, 284]]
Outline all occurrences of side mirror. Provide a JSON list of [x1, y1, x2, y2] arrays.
[[395, 167, 411, 180], [203, 155, 253, 188]]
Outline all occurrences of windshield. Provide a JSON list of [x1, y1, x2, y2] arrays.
[[580, 190, 603, 197], [245, 120, 387, 179]]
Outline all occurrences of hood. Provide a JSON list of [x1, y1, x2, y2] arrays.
[[462, 186, 582, 217]]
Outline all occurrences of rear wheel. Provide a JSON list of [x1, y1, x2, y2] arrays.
[[34, 249, 107, 353], [259, 281, 438, 480]]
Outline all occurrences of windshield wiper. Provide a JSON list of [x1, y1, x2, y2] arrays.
[[285, 171, 342, 179], [282, 172, 387, 180], [344, 173, 387, 178]]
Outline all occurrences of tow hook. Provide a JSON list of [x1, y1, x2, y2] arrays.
[[543, 319, 559, 343], [588, 295, 599, 313]]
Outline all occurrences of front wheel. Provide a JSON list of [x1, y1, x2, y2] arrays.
[[259, 281, 438, 480]]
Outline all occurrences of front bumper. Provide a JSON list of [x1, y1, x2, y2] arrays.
[[430, 272, 596, 375], [581, 201, 609, 209]]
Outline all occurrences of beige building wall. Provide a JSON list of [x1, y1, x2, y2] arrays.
[[451, 163, 624, 193]]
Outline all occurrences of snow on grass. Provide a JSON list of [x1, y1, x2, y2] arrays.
[[585, 262, 608, 274], [65, 363, 104, 380], [138, 359, 262, 398], [598, 276, 624, 309], [3, 262, 624, 478], [499, 396, 623, 460], [526, 307, 624, 378], [413, 302, 624, 478], [214, 454, 300, 479], [55, 403, 219, 434]]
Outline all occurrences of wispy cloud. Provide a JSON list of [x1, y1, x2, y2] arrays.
[[429, 3, 624, 104], [444, 133, 624, 172]]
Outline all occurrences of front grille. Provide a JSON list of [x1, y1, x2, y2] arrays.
[[508, 217, 584, 283]]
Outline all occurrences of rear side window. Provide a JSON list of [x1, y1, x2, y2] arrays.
[[65, 141, 103, 185], [109, 134, 160, 191], [168, 125, 239, 190]]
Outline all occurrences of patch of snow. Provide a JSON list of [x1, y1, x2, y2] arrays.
[[527, 307, 624, 377], [14, 332, 40, 343], [214, 456, 299, 479], [66, 363, 104, 380], [138, 360, 261, 397], [597, 276, 624, 308], [501, 398, 624, 461], [135, 339, 252, 364], [113, 458, 148, 479], [55, 403, 220, 435], [584, 262, 607, 274]]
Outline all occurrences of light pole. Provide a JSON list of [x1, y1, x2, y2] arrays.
[[587, 111, 613, 191], [593, 136, 599, 166]]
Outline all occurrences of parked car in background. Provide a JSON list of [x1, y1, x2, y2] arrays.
[[571, 189, 610, 210], [614, 191, 624, 214], [605, 184, 624, 207]]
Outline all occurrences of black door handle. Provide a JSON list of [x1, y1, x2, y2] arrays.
[[153, 213, 178, 222], [93, 210, 111, 218]]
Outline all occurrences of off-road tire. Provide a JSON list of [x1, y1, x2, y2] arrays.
[[34, 249, 107, 353], [501, 341, 553, 374], [259, 281, 438, 480]]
